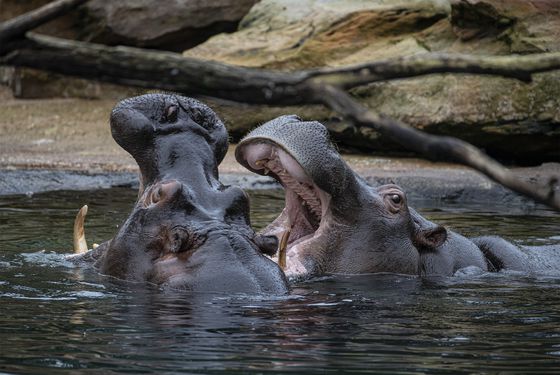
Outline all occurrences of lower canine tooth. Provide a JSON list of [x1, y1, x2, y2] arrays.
[[278, 229, 291, 270], [73, 205, 89, 254]]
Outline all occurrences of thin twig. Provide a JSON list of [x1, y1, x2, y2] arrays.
[[308, 53, 560, 88]]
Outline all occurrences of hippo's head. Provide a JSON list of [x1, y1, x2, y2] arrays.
[[81, 94, 288, 294], [235, 115, 447, 278]]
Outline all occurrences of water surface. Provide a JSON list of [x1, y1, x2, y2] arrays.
[[1, 188, 560, 374]]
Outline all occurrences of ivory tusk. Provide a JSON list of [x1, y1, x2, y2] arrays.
[[278, 229, 291, 270], [73, 205, 89, 254]]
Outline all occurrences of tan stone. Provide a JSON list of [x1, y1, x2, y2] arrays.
[[182, 0, 560, 162]]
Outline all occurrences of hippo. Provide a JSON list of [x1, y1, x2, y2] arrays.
[[71, 94, 288, 294], [235, 115, 560, 279]]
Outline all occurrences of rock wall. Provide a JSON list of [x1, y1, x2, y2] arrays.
[[0, 0, 258, 98], [0, 0, 259, 49], [1, 0, 559, 162], [184, 0, 560, 163]]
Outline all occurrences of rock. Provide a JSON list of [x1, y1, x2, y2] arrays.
[[81, 0, 260, 52], [0, 0, 259, 51], [0, 0, 80, 38], [184, 0, 560, 163], [3, 0, 559, 162], [451, 0, 560, 53], [186, 0, 450, 69], [354, 73, 560, 161], [1, 0, 258, 98]]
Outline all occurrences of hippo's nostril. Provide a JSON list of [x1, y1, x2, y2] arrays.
[[151, 186, 163, 204], [170, 230, 183, 253], [148, 181, 183, 206], [168, 105, 178, 118], [162, 104, 178, 123], [166, 227, 205, 254]]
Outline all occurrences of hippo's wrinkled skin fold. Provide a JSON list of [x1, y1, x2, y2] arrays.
[[235, 115, 560, 279], [73, 94, 288, 294]]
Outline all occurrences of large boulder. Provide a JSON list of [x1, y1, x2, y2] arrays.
[[0, 0, 259, 50], [184, 0, 560, 163], [450, 0, 560, 53], [0, 0, 259, 98], [186, 0, 450, 68], [80, 0, 260, 51]]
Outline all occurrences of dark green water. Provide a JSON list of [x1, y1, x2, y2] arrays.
[[1, 188, 560, 374]]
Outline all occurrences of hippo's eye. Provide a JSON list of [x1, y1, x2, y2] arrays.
[[162, 104, 178, 123], [383, 190, 405, 214]]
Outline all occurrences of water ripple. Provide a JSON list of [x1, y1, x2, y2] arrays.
[[1, 188, 560, 374]]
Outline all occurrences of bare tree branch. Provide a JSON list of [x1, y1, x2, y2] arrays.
[[313, 52, 560, 89], [1, 34, 311, 105], [4, 34, 560, 103], [313, 83, 560, 211], [0, 0, 89, 45]]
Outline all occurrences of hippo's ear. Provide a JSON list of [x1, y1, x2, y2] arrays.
[[413, 225, 447, 252]]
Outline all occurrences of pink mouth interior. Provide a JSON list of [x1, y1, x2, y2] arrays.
[[240, 142, 331, 272]]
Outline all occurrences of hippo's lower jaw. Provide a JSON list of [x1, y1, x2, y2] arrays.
[[238, 141, 332, 279]]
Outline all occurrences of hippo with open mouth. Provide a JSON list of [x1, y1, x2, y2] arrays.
[[71, 94, 288, 294], [235, 115, 560, 279]]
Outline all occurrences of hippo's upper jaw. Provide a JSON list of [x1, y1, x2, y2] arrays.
[[73, 94, 288, 294]]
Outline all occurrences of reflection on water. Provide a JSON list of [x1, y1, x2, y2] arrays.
[[1, 188, 560, 374]]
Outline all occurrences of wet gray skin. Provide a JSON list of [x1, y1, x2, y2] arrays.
[[235, 115, 560, 279], [72, 94, 288, 294]]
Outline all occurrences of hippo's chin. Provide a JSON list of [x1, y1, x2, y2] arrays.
[[238, 142, 332, 278]]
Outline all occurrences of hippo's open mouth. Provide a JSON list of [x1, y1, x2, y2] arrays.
[[237, 142, 331, 276]]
